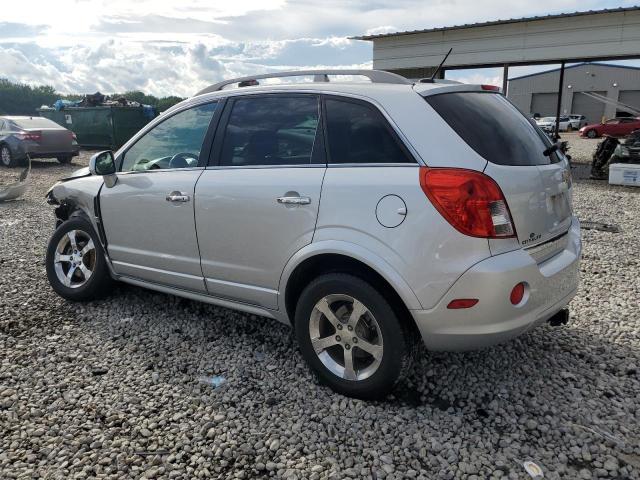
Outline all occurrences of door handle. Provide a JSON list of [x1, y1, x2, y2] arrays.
[[166, 191, 191, 203], [276, 196, 311, 205]]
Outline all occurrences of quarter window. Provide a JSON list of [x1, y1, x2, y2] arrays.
[[121, 102, 217, 172], [325, 99, 413, 164], [219, 96, 320, 167]]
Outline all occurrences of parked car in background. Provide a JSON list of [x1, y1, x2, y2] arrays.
[[568, 114, 587, 130], [44, 70, 580, 399], [536, 116, 571, 133], [579, 117, 640, 138], [0, 116, 79, 167]]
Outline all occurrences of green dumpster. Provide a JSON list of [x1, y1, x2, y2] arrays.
[[38, 106, 157, 150]]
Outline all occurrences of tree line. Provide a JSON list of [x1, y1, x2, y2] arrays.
[[0, 78, 184, 115]]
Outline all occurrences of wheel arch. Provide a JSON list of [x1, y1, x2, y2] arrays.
[[280, 241, 422, 329]]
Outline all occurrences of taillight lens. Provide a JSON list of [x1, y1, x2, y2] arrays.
[[510, 282, 526, 305], [15, 131, 42, 141], [69, 131, 78, 141], [419, 167, 516, 238]]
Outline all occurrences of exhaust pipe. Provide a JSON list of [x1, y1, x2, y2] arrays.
[[548, 308, 569, 327]]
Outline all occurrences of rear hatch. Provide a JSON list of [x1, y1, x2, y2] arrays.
[[424, 90, 573, 248]]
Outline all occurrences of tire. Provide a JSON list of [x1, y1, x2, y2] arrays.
[[46, 216, 112, 301], [0, 144, 17, 167], [294, 273, 414, 399], [57, 155, 73, 164], [586, 129, 598, 139], [566, 124, 573, 132]]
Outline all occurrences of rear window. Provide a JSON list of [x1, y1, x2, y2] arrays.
[[12, 117, 61, 129], [426, 92, 554, 166]]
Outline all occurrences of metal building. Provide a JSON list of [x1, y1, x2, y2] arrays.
[[508, 63, 640, 123]]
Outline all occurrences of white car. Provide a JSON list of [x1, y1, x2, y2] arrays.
[[569, 114, 587, 130], [45, 70, 581, 399], [536, 116, 571, 133]]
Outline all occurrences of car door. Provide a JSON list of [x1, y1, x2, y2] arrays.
[[99, 101, 220, 292], [194, 94, 325, 309]]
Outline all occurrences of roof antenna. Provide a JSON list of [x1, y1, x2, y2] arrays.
[[421, 48, 452, 83]]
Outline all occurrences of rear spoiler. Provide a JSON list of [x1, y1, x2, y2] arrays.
[[414, 83, 502, 97]]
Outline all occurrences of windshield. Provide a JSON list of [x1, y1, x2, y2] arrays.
[[425, 92, 556, 166]]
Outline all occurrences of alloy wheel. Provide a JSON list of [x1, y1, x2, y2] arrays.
[[309, 294, 383, 381], [1, 146, 11, 166], [53, 229, 96, 289]]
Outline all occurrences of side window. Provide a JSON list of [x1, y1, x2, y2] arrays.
[[325, 99, 413, 164], [121, 102, 217, 172], [219, 96, 319, 167]]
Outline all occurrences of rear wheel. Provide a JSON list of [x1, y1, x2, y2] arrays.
[[57, 155, 73, 164], [46, 217, 112, 301], [295, 273, 414, 399], [586, 129, 598, 138], [1, 144, 17, 167]]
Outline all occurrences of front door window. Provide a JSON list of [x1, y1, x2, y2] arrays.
[[121, 102, 217, 172]]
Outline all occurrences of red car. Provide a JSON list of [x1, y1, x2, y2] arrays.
[[579, 117, 640, 138]]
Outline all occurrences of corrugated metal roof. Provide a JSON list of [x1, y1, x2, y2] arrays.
[[351, 6, 640, 40], [509, 61, 640, 81]]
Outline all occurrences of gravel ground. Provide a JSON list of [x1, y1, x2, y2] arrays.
[[1, 139, 639, 480]]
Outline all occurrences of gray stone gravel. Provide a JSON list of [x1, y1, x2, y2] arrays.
[[1, 140, 639, 479]]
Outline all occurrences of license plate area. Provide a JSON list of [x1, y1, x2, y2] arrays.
[[548, 192, 571, 220]]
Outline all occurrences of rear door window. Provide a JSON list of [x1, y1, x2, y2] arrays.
[[218, 95, 320, 167], [426, 92, 555, 166], [324, 98, 414, 164]]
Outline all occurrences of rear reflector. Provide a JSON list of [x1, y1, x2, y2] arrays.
[[481, 84, 500, 91], [447, 299, 479, 309], [419, 167, 516, 238], [510, 282, 526, 305]]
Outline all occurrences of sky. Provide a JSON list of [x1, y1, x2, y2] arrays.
[[0, 0, 637, 97]]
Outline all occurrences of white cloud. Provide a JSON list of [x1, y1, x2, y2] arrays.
[[1, 0, 638, 97]]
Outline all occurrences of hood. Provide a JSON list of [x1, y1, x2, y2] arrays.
[[59, 166, 91, 182]]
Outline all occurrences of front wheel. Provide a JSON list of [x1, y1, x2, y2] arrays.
[[46, 217, 112, 301], [295, 273, 414, 399], [586, 129, 598, 138]]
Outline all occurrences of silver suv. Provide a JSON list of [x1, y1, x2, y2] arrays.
[[45, 70, 581, 399]]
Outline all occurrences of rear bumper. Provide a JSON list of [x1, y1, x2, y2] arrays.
[[411, 217, 581, 351], [19, 143, 79, 159]]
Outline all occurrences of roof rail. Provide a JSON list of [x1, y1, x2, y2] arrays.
[[194, 69, 412, 96]]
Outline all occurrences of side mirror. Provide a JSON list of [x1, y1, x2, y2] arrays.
[[89, 150, 117, 188]]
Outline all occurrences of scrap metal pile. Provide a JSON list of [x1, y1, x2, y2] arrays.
[[591, 130, 640, 179], [41, 92, 156, 120]]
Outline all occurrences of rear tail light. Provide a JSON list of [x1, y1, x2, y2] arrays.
[[69, 131, 78, 141], [481, 84, 501, 91], [15, 131, 42, 141], [419, 167, 516, 238]]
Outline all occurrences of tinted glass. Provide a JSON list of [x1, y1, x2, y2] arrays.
[[426, 92, 554, 166], [220, 96, 319, 167], [122, 102, 217, 172], [325, 99, 412, 164], [13, 117, 61, 129]]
